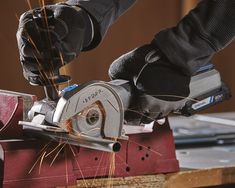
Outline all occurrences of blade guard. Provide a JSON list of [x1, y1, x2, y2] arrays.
[[53, 81, 124, 138]]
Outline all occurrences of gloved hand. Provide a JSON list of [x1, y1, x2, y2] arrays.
[[109, 43, 191, 124], [17, 3, 93, 85]]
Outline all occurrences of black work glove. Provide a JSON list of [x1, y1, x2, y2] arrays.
[[109, 43, 191, 124], [17, 3, 93, 85]]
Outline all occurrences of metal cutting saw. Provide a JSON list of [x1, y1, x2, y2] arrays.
[[18, 64, 230, 153], [16, 7, 231, 154], [0, 63, 231, 187], [19, 79, 132, 153]]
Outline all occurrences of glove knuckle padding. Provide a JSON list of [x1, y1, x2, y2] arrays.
[[109, 45, 153, 80], [18, 10, 34, 27]]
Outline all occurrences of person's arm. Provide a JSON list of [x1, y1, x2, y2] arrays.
[[154, 0, 235, 75], [109, 0, 235, 123], [66, 0, 137, 50]]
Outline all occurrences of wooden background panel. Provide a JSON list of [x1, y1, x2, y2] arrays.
[[181, 0, 198, 16], [0, 1, 234, 112]]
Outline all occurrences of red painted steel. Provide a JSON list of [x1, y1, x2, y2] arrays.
[[0, 91, 179, 188]]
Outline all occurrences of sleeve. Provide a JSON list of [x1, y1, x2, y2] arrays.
[[66, 0, 136, 50], [153, 0, 235, 76]]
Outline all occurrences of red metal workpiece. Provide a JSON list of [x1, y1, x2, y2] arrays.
[[0, 91, 179, 188]]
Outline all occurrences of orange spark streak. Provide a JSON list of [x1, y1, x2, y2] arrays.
[[28, 142, 51, 174], [50, 143, 66, 167], [45, 142, 63, 158], [68, 144, 88, 188], [26, 0, 32, 10], [39, 151, 47, 174]]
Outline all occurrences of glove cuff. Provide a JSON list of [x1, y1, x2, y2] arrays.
[[65, 0, 101, 51]]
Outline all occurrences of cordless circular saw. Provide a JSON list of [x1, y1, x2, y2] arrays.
[[19, 64, 230, 153]]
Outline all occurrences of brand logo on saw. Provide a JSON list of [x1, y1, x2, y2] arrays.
[[83, 89, 103, 103], [192, 96, 214, 110]]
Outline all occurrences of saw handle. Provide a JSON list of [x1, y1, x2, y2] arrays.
[[108, 67, 231, 124]]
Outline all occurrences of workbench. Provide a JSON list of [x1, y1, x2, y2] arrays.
[[58, 145, 235, 188], [59, 166, 235, 188], [61, 113, 235, 188]]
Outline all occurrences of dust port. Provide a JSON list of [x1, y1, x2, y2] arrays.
[[94, 157, 98, 161], [141, 157, 145, 161], [126, 167, 130, 172], [146, 154, 149, 158]]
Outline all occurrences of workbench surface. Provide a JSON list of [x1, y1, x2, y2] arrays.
[[58, 166, 235, 188]]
